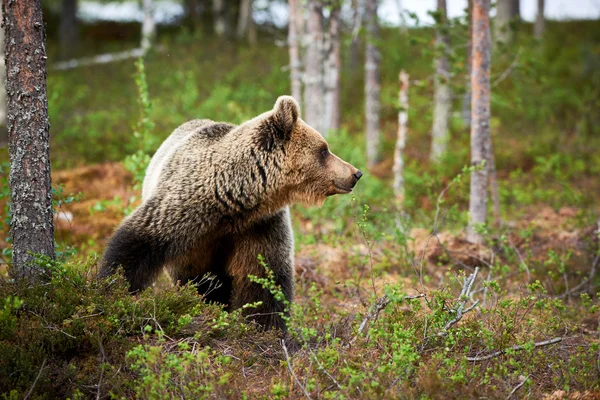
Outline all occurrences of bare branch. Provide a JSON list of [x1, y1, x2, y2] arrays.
[[466, 337, 562, 362], [24, 358, 47, 400], [281, 339, 312, 400], [506, 375, 529, 399]]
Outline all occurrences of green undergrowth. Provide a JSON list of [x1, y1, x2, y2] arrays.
[[0, 252, 598, 399]]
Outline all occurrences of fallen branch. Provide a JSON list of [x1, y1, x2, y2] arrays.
[[466, 337, 562, 362], [24, 358, 47, 400], [54, 48, 145, 71], [506, 375, 529, 399], [438, 267, 479, 336], [350, 293, 426, 345], [281, 339, 312, 400]]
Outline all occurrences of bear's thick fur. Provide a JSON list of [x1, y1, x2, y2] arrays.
[[100, 96, 362, 329]]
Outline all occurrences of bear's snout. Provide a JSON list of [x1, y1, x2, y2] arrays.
[[352, 170, 363, 185]]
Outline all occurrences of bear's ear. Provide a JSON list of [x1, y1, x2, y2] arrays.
[[272, 96, 299, 139]]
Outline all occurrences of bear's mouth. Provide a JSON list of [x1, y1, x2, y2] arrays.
[[333, 184, 353, 194]]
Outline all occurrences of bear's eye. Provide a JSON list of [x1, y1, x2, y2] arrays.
[[320, 147, 329, 160]]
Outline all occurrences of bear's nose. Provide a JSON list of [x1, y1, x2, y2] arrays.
[[353, 170, 363, 181]]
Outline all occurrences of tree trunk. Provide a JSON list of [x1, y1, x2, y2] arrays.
[[495, 0, 517, 44], [237, 0, 256, 45], [348, 0, 361, 74], [4, 0, 55, 277], [213, 0, 227, 37], [467, 0, 492, 244], [0, 5, 6, 129], [141, 0, 156, 53], [488, 150, 501, 227], [365, 0, 381, 168], [322, 6, 341, 133], [430, 0, 452, 162], [461, 0, 473, 127], [303, 0, 324, 133], [59, 0, 78, 60], [393, 71, 409, 203], [534, 0, 545, 39], [288, 0, 302, 106]]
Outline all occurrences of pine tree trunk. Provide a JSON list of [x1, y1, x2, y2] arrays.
[[393, 71, 409, 203], [4, 0, 55, 277], [141, 0, 156, 53], [534, 0, 545, 39], [303, 0, 324, 133], [467, 0, 492, 244], [430, 0, 452, 162], [59, 0, 78, 60], [365, 0, 381, 168], [348, 0, 361, 74], [288, 0, 302, 106], [322, 6, 341, 133], [461, 0, 473, 127], [0, 5, 6, 129]]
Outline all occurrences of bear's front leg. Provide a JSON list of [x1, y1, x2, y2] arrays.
[[228, 208, 294, 330]]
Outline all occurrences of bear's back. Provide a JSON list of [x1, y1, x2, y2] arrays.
[[142, 119, 236, 201]]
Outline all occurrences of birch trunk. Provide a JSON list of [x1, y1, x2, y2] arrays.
[[467, 0, 492, 244], [288, 0, 302, 106], [365, 0, 381, 168], [393, 71, 409, 202], [348, 0, 361, 73], [495, 0, 516, 44], [430, 0, 452, 162], [534, 0, 545, 39], [213, 0, 227, 37], [59, 0, 78, 60], [141, 0, 156, 53], [237, 0, 256, 45], [461, 0, 473, 127], [322, 6, 341, 133], [4, 0, 55, 277], [303, 0, 324, 133]]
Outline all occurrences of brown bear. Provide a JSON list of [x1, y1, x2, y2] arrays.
[[100, 96, 362, 329]]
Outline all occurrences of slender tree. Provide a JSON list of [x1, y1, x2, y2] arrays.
[[495, 0, 519, 44], [393, 71, 409, 203], [213, 0, 227, 37], [0, 5, 5, 129], [430, 0, 452, 162], [467, 0, 492, 244], [461, 0, 473, 127], [365, 0, 381, 168], [303, 0, 324, 133], [4, 0, 55, 276], [141, 0, 156, 53], [237, 0, 256, 45], [288, 0, 303, 105], [534, 0, 545, 39], [59, 0, 78, 60], [323, 5, 341, 131]]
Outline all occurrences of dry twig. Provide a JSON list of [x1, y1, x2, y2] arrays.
[[24, 358, 47, 400], [438, 267, 480, 336], [282, 339, 312, 400], [467, 337, 562, 362]]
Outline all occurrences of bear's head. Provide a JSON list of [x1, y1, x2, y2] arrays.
[[257, 96, 362, 206]]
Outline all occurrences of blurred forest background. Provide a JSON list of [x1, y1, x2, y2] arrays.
[[0, 0, 599, 398]]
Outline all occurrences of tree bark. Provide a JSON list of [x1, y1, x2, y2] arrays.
[[288, 0, 302, 106], [393, 71, 409, 203], [322, 6, 341, 132], [303, 0, 324, 133], [59, 0, 78, 60], [348, 0, 361, 74], [141, 0, 156, 53], [430, 0, 452, 162], [534, 0, 545, 39], [461, 0, 473, 127], [495, 0, 518, 44], [0, 5, 6, 128], [4, 0, 55, 276], [365, 0, 381, 168], [467, 0, 492, 244]]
